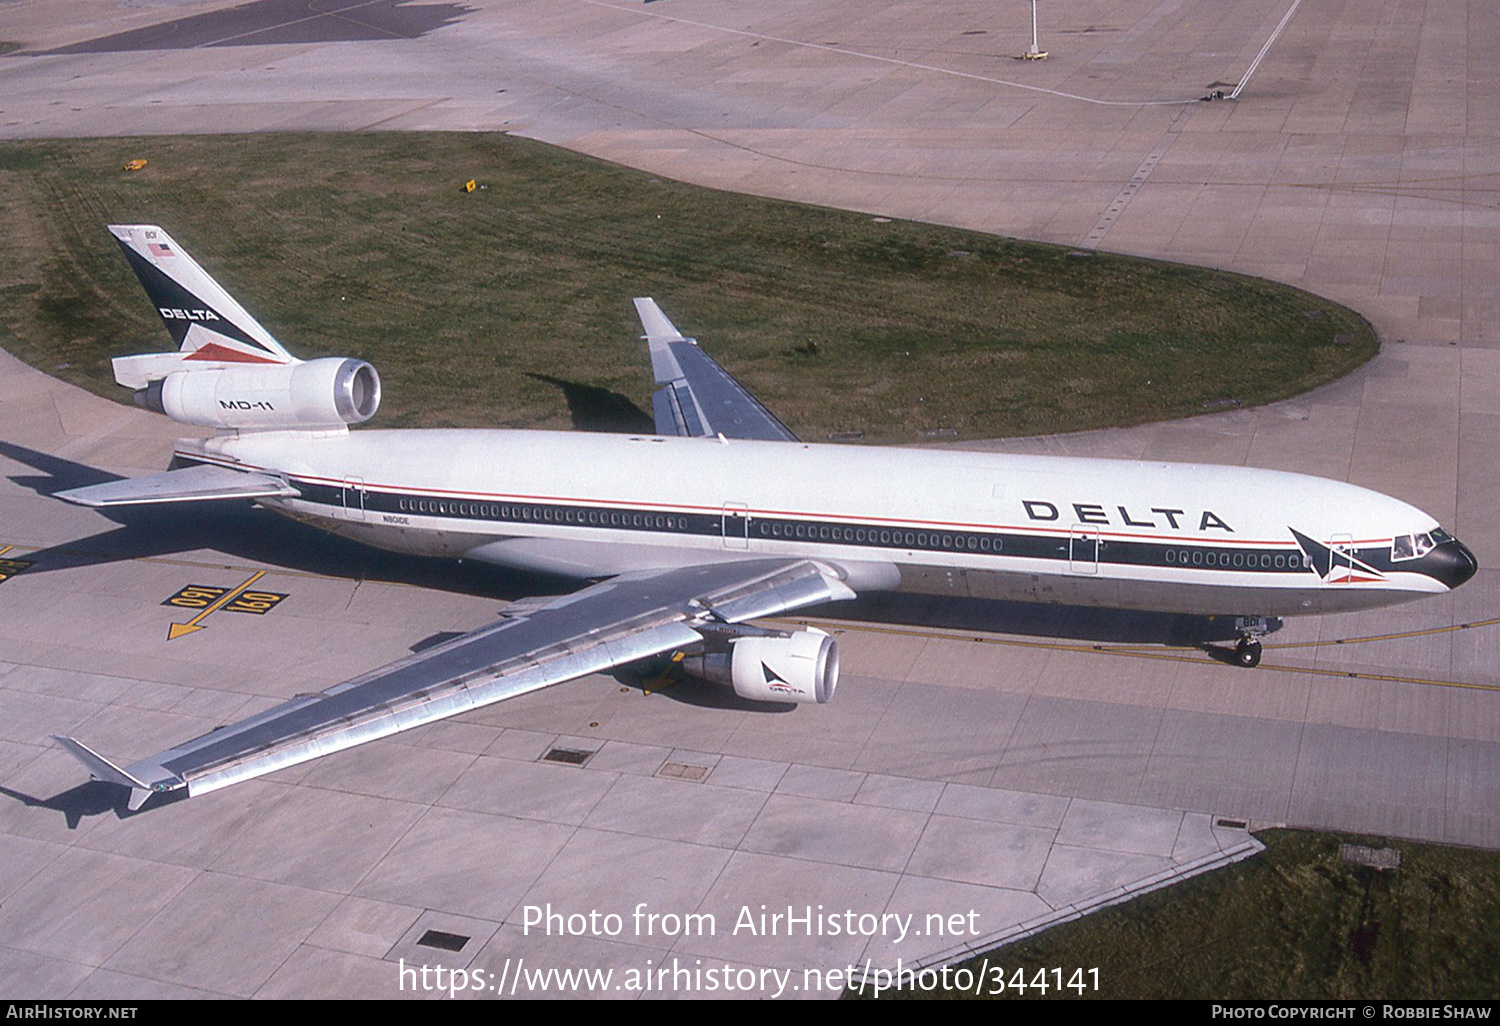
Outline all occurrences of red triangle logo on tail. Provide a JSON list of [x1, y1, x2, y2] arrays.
[[183, 342, 284, 364]]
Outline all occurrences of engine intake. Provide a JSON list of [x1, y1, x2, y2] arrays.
[[679, 628, 839, 704], [135, 358, 381, 430]]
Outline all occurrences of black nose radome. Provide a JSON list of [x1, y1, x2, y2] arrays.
[[1427, 539, 1478, 589]]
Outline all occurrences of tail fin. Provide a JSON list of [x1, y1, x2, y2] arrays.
[[109, 224, 295, 387]]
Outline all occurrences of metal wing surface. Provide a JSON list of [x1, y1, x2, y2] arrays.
[[634, 297, 800, 442], [55, 558, 854, 808], [55, 463, 300, 506]]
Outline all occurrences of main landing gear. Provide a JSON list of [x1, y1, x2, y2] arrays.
[[1232, 616, 1271, 668]]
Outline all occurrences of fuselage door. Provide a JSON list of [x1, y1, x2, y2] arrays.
[[1328, 532, 1354, 583], [343, 477, 367, 521], [1069, 525, 1100, 574], [722, 502, 750, 549]]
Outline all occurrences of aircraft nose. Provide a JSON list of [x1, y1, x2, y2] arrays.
[[1429, 539, 1478, 589]]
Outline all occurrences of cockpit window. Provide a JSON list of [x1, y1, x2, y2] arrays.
[[1431, 527, 1452, 543], [1392, 532, 1438, 561]]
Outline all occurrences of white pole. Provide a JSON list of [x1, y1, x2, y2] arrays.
[[1031, 0, 1039, 55]]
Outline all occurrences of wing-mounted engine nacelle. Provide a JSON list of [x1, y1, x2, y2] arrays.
[[679, 626, 839, 704], [135, 357, 381, 430]]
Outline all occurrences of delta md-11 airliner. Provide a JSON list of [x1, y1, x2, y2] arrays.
[[50, 225, 1476, 810]]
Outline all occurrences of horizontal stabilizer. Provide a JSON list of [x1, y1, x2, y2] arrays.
[[55, 463, 299, 507]]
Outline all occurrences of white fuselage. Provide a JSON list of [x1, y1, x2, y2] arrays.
[[176, 428, 1467, 618]]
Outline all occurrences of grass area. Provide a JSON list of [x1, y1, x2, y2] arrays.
[[0, 133, 1377, 441], [856, 829, 1500, 1000]]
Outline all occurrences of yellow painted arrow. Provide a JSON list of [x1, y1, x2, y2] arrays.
[[167, 570, 266, 640]]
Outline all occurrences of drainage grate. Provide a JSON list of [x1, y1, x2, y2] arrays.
[[1214, 818, 1249, 830], [657, 762, 711, 782], [543, 747, 593, 766], [417, 930, 470, 952]]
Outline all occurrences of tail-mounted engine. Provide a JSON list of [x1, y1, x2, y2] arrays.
[[134, 357, 381, 430], [678, 626, 839, 704]]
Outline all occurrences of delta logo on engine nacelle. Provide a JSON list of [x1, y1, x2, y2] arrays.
[[760, 661, 798, 696]]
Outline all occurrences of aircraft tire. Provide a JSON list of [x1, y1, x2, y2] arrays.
[[1235, 639, 1262, 668]]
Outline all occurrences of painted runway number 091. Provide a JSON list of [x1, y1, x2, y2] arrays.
[[164, 585, 287, 614]]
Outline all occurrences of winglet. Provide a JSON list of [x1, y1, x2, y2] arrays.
[[634, 297, 696, 392], [633, 297, 694, 346], [51, 736, 156, 810]]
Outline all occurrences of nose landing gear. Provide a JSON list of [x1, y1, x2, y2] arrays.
[[1231, 616, 1272, 668], [1234, 637, 1262, 667]]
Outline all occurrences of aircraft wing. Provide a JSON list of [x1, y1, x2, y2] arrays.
[[54, 557, 854, 808], [635, 297, 800, 442]]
